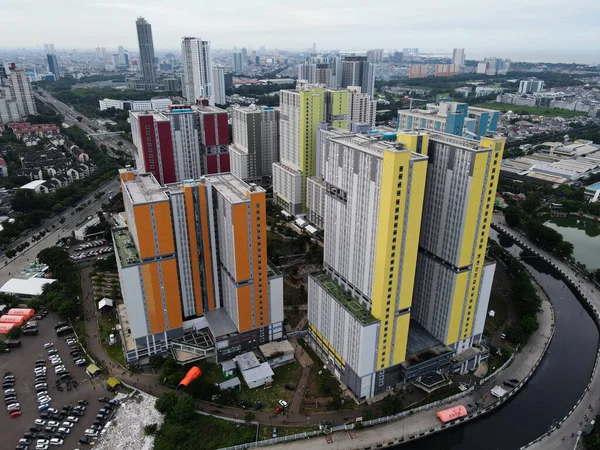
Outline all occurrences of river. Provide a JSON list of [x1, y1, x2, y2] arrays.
[[398, 229, 599, 450], [544, 216, 600, 270]]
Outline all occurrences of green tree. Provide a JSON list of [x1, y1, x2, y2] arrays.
[[504, 206, 525, 228], [7, 326, 22, 339], [155, 392, 179, 415], [244, 411, 256, 423], [170, 393, 196, 423]]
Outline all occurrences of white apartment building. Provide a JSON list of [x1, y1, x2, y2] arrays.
[[181, 37, 214, 105], [212, 65, 226, 105], [99, 97, 172, 112], [347, 86, 377, 127], [452, 48, 465, 67], [0, 66, 37, 123], [230, 105, 279, 183]]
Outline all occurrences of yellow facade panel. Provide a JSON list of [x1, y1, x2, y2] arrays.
[[134, 204, 155, 259], [141, 263, 166, 334], [446, 271, 469, 345], [392, 314, 411, 364], [231, 203, 251, 282], [153, 202, 175, 255], [162, 259, 183, 329]]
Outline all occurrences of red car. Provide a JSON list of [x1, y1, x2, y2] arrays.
[[10, 411, 22, 418], [274, 407, 283, 414]]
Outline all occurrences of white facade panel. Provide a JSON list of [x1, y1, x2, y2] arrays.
[[268, 276, 284, 326], [473, 262, 496, 338], [119, 265, 149, 340]]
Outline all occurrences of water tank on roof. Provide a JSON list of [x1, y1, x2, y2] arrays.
[[382, 132, 397, 141], [368, 130, 379, 135]]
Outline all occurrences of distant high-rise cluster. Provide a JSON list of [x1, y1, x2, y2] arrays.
[[0, 62, 37, 123], [477, 57, 511, 75]]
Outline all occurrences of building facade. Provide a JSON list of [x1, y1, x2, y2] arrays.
[[181, 37, 214, 105], [212, 65, 226, 105], [398, 131, 504, 356], [306, 129, 429, 400], [0, 64, 37, 124], [135, 17, 158, 90], [273, 84, 349, 214], [47, 54, 60, 80], [397, 102, 499, 139], [114, 169, 284, 363], [452, 48, 465, 67], [336, 56, 375, 98], [347, 86, 377, 127], [518, 78, 545, 94], [233, 52, 244, 73], [230, 105, 279, 183]]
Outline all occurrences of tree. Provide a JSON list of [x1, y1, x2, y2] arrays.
[[554, 240, 574, 259], [244, 411, 256, 423], [150, 355, 166, 370], [503, 206, 525, 228], [155, 392, 179, 415], [379, 395, 403, 416], [76, 116, 83, 122], [144, 423, 158, 435], [170, 393, 195, 423], [7, 326, 22, 339]]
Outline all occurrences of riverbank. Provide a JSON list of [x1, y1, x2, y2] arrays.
[[250, 271, 555, 449], [491, 214, 600, 450]]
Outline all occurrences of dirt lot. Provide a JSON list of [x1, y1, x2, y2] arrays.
[[0, 313, 118, 449]]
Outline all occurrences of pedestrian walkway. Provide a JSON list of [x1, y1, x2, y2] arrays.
[[492, 214, 600, 450]]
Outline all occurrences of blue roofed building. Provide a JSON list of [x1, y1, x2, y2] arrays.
[[397, 101, 499, 139]]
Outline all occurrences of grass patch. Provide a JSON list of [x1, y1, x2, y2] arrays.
[[483, 264, 512, 337], [238, 361, 303, 411], [72, 318, 87, 348], [98, 313, 126, 367], [487, 349, 512, 372], [472, 103, 586, 118]]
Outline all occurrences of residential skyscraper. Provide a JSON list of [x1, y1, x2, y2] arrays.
[[47, 54, 60, 80], [452, 48, 466, 67], [335, 55, 375, 98], [212, 65, 226, 105], [114, 168, 284, 363], [0, 64, 37, 123], [241, 47, 248, 64], [518, 78, 544, 94], [366, 48, 384, 63], [306, 128, 429, 399], [135, 17, 158, 90], [272, 84, 348, 214], [347, 86, 377, 127], [232, 52, 244, 73], [230, 105, 280, 183], [398, 131, 504, 359], [181, 37, 214, 105]]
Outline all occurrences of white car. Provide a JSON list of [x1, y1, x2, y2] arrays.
[[36, 446, 49, 450], [36, 439, 50, 446], [57, 427, 70, 434], [36, 391, 48, 398], [47, 421, 60, 427], [61, 421, 73, 428], [49, 438, 64, 446], [35, 419, 46, 426], [6, 402, 20, 410], [66, 416, 79, 422], [44, 343, 54, 348], [4, 388, 15, 394], [278, 399, 288, 408], [84, 429, 98, 437], [39, 396, 52, 404]]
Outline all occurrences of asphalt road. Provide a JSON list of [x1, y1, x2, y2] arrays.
[[0, 179, 119, 287], [34, 88, 137, 158]]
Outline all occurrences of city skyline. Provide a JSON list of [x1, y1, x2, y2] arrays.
[[0, 0, 599, 64]]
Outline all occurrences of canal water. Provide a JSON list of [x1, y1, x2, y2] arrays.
[[399, 230, 599, 450], [544, 216, 600, 270]]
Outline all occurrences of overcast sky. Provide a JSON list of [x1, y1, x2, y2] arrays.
[[2, 0, 599, 62]]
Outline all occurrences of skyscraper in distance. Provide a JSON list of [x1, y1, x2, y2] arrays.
[[212, 65, 226, 105], [47, 54, 60, 80], [181, 37, 214, 104], [336, 55, 375, 98], [0, 64, 37, 123], [135, 17, 158, 90], [452, 48, 466, 67], [233, 52, 244, 73]]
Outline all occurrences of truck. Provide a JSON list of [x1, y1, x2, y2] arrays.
[[5, 339, 22, 348], [23, 328, 39, 336]]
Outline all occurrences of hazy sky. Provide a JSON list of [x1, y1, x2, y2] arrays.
[[2, 0, 600, 62]]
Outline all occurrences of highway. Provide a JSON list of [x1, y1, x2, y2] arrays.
[[0, 178, 120, 287], [34, 88, 137, 158]]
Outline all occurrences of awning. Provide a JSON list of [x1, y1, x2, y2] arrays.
[[86, 364, 101, 376], [107, 377, 121, 388]]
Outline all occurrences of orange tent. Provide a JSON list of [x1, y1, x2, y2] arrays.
[[0, 323, 16, 334], [178, 366, 202, 388], [436, 405, 468, 423], [0, 315, 26, 326], [7, 308, 35, 319]]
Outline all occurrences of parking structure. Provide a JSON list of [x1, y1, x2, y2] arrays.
[[0, 312, 119, 449]]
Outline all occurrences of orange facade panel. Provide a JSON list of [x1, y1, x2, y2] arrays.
[[162, 259, 183, 329], [237, 284, 253, 332], [184, 186, 204, 317], [141, 263, 166, 333], [250, 191, 267, 328], [134, 204, 155, 259], [232, 203, 250, 282], [154, 201, 175, 255]]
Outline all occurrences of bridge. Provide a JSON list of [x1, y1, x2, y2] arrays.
[[88, 131, 124, 136]]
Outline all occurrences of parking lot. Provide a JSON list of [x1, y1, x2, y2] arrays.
[[1, 313, 119, 449], [70, 240, 113, 262]]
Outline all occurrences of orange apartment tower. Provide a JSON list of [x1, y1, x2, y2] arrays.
[[114, 168, 283, 364]]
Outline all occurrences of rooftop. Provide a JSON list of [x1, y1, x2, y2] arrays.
[[113, 228, 140, 266], [311, 272, 377, 325], [0, 277, 57, 296], [123, 172, 168, 204], [234, 351, 261, 371], [330, 133, 427, 162], [259, 340, 294, 359], [209, 173, 265, 204], [20, 180, 46, 190], [129, 110, 169, 122], [204, 307, 238, 338]]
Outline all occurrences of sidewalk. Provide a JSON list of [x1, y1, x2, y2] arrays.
[[265, 280, 555, 449], [492, 215, 600, 450]]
